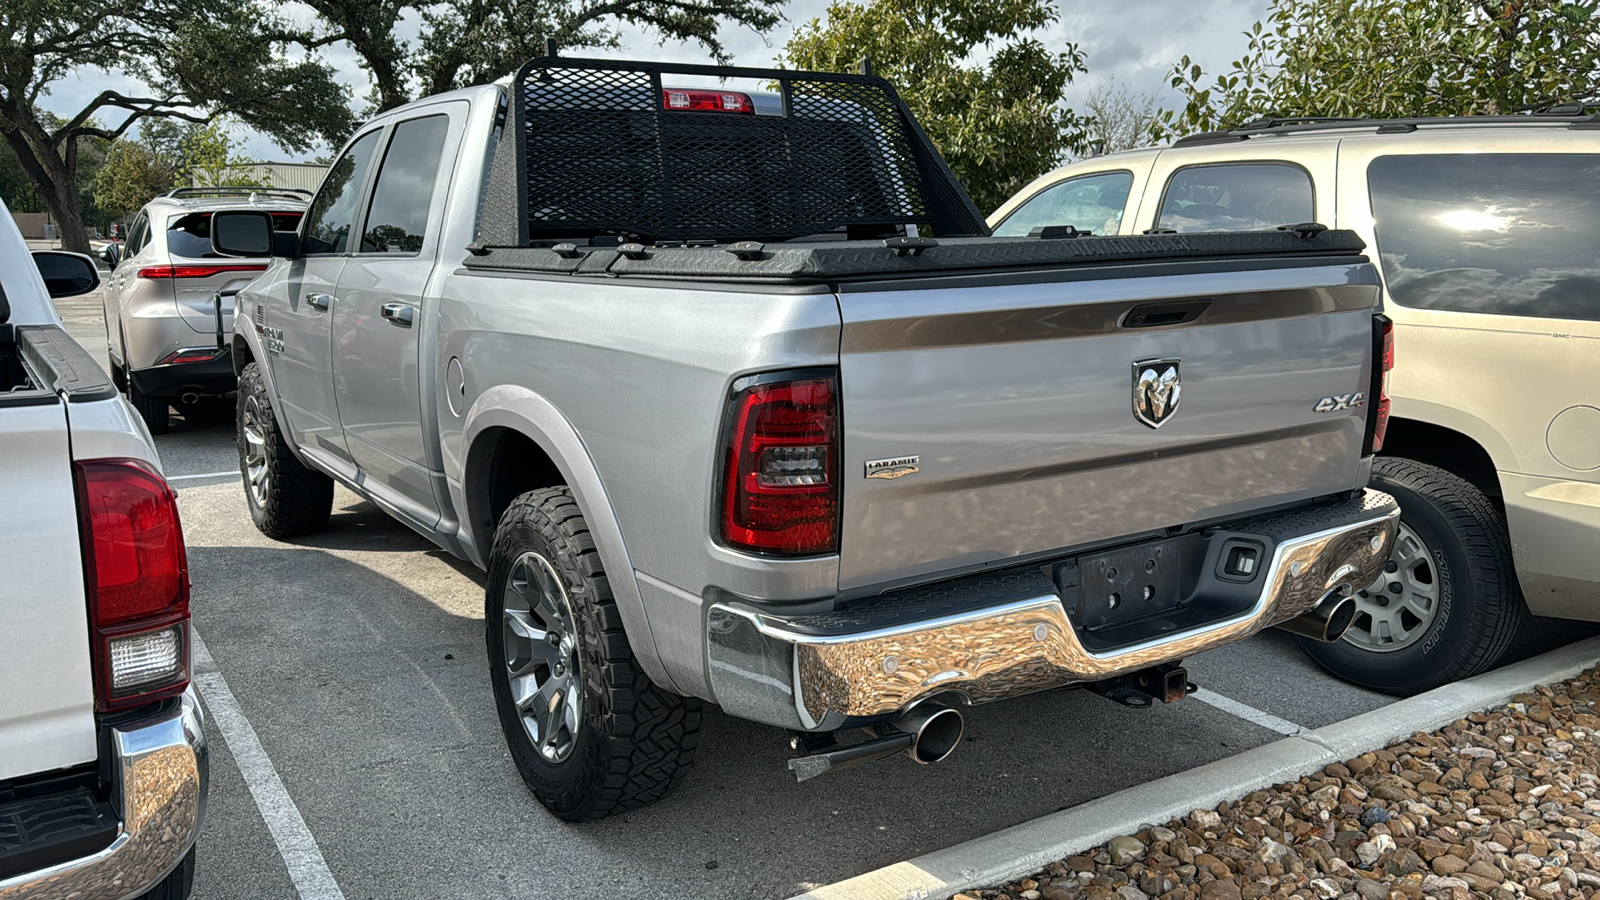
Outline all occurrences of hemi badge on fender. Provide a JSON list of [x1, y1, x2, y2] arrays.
[[865, 456, 920, 479]]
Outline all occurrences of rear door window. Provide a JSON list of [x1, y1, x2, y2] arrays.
[[1368, 153, 1600, 322], [993, 171, 1133, 236], [302, 130, 383, 255], [358, 115, 450, 255], [1156, 163, 1314, 232]]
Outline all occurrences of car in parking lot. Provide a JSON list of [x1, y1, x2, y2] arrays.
[[0, 199, 206, 900], [991, 111, 1600, 695], [102, 187, 308, 433]]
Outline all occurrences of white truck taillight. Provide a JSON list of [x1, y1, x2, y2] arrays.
[[1366, 316, 1394, 454], [719, 372, 839, 555], [74, 459, 191, 711]]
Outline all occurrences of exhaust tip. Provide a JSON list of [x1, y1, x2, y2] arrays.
[[907, 705, 964, 765], [1276, 589, 1358, 642], [1323, 593, 1357, 642]]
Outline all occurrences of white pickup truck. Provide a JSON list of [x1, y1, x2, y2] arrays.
[[0, 200, 206, 899]]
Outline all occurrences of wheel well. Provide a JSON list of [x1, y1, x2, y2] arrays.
[[231, 335, 254, 374], [1380, 418, 1502, 504], [467, 427, 566, 548]]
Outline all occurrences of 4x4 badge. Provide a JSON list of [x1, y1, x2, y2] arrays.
[[1133, 358, 1181, 429]]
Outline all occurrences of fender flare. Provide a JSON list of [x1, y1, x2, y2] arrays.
[[459, 384, 681, 695]]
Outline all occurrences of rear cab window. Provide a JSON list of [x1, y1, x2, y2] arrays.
[[992, 171, 1134, 237], [1156, 163, 1314, 232], [1367, 153, 1600, 322]]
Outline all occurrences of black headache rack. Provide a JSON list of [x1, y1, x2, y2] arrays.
[[472, 55, 988, 248], [463, 228, 1370, 282]]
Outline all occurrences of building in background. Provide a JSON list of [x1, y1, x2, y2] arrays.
[[228, 162, 327, 193]]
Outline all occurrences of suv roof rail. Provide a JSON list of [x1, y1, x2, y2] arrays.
[[162, 186, 313, 201], [1177, 108, 1600, 143]]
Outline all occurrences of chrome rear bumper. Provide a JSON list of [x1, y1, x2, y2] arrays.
[[708, 490, 1399, 731], [0, 689, 208, 900]]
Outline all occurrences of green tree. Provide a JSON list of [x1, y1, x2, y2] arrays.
[[296, 0, 785, 114], [176, 120, 266, 189], [0, 0, 352, 252], [1161, 0, 1600, 136], [780, 0, 1091, 215]]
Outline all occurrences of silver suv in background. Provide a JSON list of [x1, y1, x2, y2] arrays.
[[103, 187, 308, 432], [991, 112, 1600, 696]]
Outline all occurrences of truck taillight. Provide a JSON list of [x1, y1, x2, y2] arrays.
[[1366, 316, 1394, 454], [75, 459, 190, 711], [663, 89, 754, 113], [720, 373, 839, 555]]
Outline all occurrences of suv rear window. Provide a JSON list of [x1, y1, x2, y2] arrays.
[[1156, 163, 1313, 233], [166, 212, 303, 259], [1368, 153, 1600, 321]]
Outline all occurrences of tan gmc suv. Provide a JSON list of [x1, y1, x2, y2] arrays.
[[992, 113, 1600, 695]]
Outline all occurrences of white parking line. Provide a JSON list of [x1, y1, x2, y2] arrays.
[[192, 630, 347, 900], [1189, 687, 1307, 736], [169, 470, 237, 482]]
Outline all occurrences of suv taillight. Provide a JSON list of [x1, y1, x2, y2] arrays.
[[138, 264, 266, 279], [1365, 315, 1394, 454], [75, 459, 190, 711], [720, 372, 839, 555]]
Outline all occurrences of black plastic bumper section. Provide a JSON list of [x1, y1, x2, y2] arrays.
[[0, 776, 117, 880], [129, 349, 236, 398]]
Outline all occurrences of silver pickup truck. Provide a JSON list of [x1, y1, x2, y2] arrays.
[[213, 57, 1399, 820], [0, 200, 206, 898]]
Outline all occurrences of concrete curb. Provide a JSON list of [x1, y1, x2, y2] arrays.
[[790, 635, 1600, 900]]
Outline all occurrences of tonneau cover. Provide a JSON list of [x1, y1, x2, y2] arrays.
[[463, 229, 1367, 282]]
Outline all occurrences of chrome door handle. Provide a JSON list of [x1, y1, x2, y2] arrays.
[[380, 303, 415, 328], [305, 292, 333, 311]]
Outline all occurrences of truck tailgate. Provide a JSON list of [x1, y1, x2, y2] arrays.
[[837, 259, 1380, 591], [0, 399, 97, 781]]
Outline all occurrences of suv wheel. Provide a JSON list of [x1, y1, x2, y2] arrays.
[[128, 376, 170, 434], [1296, 457, 1527, 696], [486, 487, 701, 820], [236, 362, 333, 538]]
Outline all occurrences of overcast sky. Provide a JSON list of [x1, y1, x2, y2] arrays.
[[40, 0, 1272, 162]]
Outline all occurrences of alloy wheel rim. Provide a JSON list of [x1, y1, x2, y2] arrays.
[[1341, 520, 1441, 653], [501, 551, 583, 763], [240, 396, 270, 508]]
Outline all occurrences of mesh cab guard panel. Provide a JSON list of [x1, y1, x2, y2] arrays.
[[474, 56, 988, 247]]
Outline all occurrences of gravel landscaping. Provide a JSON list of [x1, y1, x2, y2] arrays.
[[969, 665, 1600, 900]]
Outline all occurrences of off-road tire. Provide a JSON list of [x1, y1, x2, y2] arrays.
[[134, 846, 196, 899], [129, 377, 170, 434], [486, 487, 702, 821], [1298, 457, 1527, 696], [236, 362, 333, 538]]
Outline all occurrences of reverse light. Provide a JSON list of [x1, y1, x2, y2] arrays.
[[138, 264, 266, 279], [1366, 315, 1394, 454], [663, 89, 754, 113], [720, 373, 839, 555], [75, 459, 191, 711]]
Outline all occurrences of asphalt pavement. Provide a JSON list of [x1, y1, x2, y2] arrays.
[[46, 288, 1590, 900]]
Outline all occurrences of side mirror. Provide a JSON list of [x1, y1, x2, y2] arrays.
[[32, 251, 101, 299], [102, 244, 122, 266], [211, 210, 276, 257]]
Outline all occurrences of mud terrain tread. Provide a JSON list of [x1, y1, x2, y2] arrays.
[[489, 488, 701, 820], [237, 363, 333, 538]]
